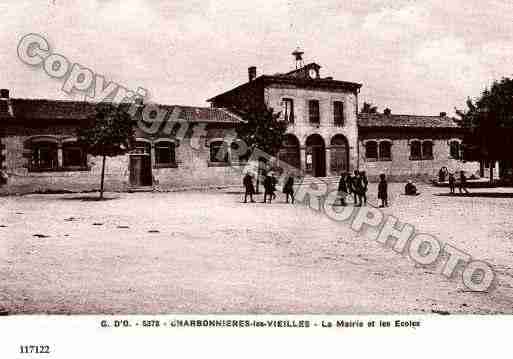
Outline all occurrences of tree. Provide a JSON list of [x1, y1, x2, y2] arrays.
[[77, 104, 136, 199], [455, 77, 513, 182], [361, 102, 378, 114], [232, 104, 288, 193]]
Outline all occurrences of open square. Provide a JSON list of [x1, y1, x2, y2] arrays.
[[1, 183, 512, 314]]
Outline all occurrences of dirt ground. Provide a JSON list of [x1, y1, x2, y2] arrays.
[[0, 182, 512, 314]]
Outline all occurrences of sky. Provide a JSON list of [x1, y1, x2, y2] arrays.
[[1, 0, 512, 115]]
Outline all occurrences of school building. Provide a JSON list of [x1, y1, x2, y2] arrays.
[[0, 54, 480, 194]]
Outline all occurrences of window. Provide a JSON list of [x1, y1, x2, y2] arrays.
[[422, 141, 433, 160], [379, 141, 392, 161], [365, 141, 378, 160], [308, 100, 320, 124], [31, 141, 58, 171], [282, 98, 294, 123], [333, 101, 344, 127], [410, 141, 421, 160], [62, 143, 87, 169], [210, 141, 228, 163], [450, 141, 460, 159], [155, 142, 176, 167], [410, 140, 433, 160]]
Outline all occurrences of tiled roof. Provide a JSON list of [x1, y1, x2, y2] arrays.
[[158, 105, 242, 123], [207, 67, 362, 103], [358, 113, 460, 129], [1, 99, 241, 124], [10, 99, 96, 119]]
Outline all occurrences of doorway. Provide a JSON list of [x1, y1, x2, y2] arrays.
[[305, 134, 326, 177], [129, 142, 152, 187], [330, 134, 349, 174]]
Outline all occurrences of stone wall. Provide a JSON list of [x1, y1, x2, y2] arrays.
[[0, 123, 243, 195], [264, 84, 359, 174], [358, 130, 480, 182]]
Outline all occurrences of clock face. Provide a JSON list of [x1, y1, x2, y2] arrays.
[[308, 69, 317, 78]]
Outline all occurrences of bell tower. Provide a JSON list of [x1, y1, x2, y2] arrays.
[[292, 47, 304, 69]]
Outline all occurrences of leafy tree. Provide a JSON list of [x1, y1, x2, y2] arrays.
[[455, 77, 513, 181], [361, 102, 378, 114], [77, 104, 136, 199], [231, 104, 288, 192]]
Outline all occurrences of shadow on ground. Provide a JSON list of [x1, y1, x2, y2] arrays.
[[61, 196, 120, 202], [435, 192, 513, 198]]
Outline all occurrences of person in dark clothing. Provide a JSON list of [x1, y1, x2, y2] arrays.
[[337, 172, 348, 206], [271, 173, 278, 200], [360, 171, 368, 205], [262, 173, 273, 203], [242, 173, 255, 203], [439, 167, 448, 183], [283, 175, 295, 204], [345, 172, 353, 198], [378, 173, 388, 207], [404, 180, 419, 195], [458, 170, 469, 194], [448, 173, 456, 194], [351, 170, 361, 206], [353, 170, 364, 206]]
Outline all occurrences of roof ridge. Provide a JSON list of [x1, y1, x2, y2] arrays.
[[359, 112, 456, 119]]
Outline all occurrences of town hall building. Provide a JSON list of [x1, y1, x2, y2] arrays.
[[0, 53, 479, 194], [208, 60, 361, 178]]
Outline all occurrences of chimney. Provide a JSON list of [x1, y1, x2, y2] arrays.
[[439, 112, 447, 117], [383, 108, 391, 116], [248, 66, 256, 82]]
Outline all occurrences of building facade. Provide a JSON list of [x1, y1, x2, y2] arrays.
[[208, 62, 362, 178], [358, 112, 480, 181], [0, 59, 480, 194], [0, 93, 243, 194]]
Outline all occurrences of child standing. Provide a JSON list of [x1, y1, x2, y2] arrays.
[[448, 172, 456, 194], [242, 172, 255, 203], [458, 170, 469, 194], [378, 173, 388, 208], [337, 172, 348, 206], [283, 175, 295, 204]]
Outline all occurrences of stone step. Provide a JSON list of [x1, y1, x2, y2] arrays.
[[127, 186, 154, 192], [298, 176, 340, 184]]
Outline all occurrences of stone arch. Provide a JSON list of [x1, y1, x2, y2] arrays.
[[330, 134, 349, 174], [305, 134, 326, 177]]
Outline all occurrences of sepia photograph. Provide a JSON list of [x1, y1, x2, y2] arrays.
[[0, 0, 512, 326]]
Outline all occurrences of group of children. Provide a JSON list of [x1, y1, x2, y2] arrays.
[[440, 167, 470, 194], [337, 171, 389, 208], [242, 172, 295, 204], [243, 170, 390, 207], [337, 170, 369, 207], [448, 171, 470, 194], [243, 167, 470, 208]]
